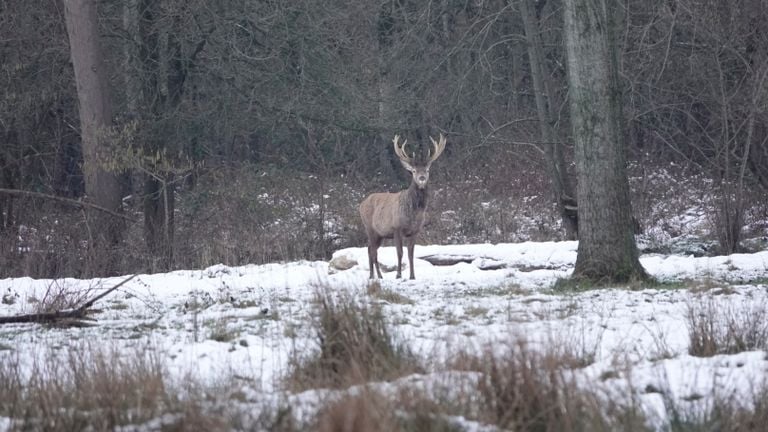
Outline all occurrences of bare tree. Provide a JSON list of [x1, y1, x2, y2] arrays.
[[135, 0, 177, 269], [63, 0, 124, 269], [520, 0, 578, 239], [6, 0, 768, 278], [563, 0, 647, 283]]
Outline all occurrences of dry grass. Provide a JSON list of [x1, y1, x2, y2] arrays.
[[286, 287, 422, 391], [658, 379, 768, 432], [367, 280, 415, 304], [0, 343, 291, 432], [34, 279, 97, 314], [686, 296, 768, 357], [3, 325, 768, 431], [0, 344, 176, 430], [312, 389, 467, 432], [707, 389, 768, 432], [446, 339, 638, 432], [305, 336, 651, 432], [207, 317, 240, 342], [292, 294, 768, 430]]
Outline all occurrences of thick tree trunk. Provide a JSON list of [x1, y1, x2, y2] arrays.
[[563, 0, 647, 283], [63, 0, 123, 265], [521, 0, 578, 239]]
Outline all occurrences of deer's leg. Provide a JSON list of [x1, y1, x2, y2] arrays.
[[394, 231, 404, 279], [367, 232, 382, 279], [367, 241, 376, 279], [373, 236, 383, 278], [407, 236, 416, 280]]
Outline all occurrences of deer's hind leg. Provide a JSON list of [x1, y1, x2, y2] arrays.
[[367, 232, 384, 279]]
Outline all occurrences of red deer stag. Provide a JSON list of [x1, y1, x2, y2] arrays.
[[359, 134, 447, 279]]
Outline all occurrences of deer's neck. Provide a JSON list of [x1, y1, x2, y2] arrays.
[[403, 181, 428, 211]]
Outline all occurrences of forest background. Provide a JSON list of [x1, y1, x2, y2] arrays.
[[2, 0, 767, 278]]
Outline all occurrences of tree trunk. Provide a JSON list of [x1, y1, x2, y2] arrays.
[[376, 0, 399, 181], [0, 153, 14, 232], [122, 0, 141, 117], [143, 174, 175, 265], [520, 0, 578, 239], [563, 0, 647, 283], [133, 0, 178, 269], [63, 0, 123, 269]]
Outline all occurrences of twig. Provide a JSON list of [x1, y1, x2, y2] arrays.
[[78, 273, 138, 310]]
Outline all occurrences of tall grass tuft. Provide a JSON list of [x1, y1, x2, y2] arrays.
[[287, 286, 422, 391], [447, 339, 647, 432], [687, 296, 768, 357]]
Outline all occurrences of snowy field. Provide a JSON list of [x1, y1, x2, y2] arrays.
[[1, 240, 768, 429]]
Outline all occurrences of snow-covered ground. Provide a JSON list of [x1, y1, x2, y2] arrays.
[[1, 241, 768, 429]]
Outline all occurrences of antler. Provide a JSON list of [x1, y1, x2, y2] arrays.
[[393, 135, 415, 166], [428, 133, 447, 163]]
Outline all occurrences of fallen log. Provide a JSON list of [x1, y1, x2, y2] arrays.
[[0, 274, 137, 325]]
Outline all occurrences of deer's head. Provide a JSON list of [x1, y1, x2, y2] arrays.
[[393, 134, 447, 189]]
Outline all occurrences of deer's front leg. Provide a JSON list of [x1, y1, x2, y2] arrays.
[[394, 231, 404, 278], [407, 236, 416, 280], [367, 244, 376, 279]]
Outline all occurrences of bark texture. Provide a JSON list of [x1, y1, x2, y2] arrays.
[[563, 0, 647, 282], [63, 0, 123, 259], [521, 0, 578, 239]]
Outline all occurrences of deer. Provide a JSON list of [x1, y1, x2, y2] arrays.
[[359, 133, 447, 280]]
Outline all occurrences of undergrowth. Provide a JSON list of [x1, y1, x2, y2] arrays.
[[286, 287, 422, 391], [686, 295, 768, 357], [2, 328, 768, 430]]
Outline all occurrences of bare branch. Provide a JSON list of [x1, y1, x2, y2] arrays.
[[0, 188, 136, 223]]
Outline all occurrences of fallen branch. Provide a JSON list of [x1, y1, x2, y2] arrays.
[[0, 274, 138, 325]]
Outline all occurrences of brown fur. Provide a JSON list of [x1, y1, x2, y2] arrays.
[[359, 134, 446, 279]]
